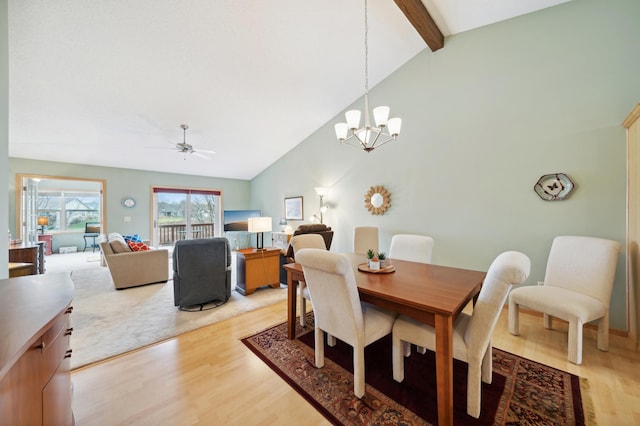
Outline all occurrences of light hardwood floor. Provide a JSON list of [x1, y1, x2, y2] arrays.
[[72, 301, 640, 425]]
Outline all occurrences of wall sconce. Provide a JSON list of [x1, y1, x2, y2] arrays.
[[248, 217, 272, 249], [37, 216, 49, 234], [314, 187, 329, 224]]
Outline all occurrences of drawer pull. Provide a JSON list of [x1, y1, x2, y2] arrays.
[[65, 306, 74, 314], [36, 341, 46, 350], [65, 349, 73, 358], [65, 327, 74, 336]]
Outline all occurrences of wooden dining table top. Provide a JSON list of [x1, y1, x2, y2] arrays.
[[287, 252, 486, 322]]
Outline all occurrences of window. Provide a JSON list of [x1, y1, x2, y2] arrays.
[[37, 190, 101, 232], [17, 174, 105, 242]]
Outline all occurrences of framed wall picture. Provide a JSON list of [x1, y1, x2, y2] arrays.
[[285, 196, 303, 220]]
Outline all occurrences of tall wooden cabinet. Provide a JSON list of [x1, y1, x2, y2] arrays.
[[0, 274, 75, 425], [624, 103, 640, 344]]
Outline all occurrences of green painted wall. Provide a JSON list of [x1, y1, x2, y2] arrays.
[[1, 0, 8, 279], [8, 158, 251, 252], [251, 0, 640, 331]]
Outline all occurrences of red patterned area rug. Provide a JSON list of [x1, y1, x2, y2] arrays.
[[241, 315, 595, 425]]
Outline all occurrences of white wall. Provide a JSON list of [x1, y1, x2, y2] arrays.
[[1, 0, 8, 278], [250, 0, 640, 331]]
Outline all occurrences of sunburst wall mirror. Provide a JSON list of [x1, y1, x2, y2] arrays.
[[364, 185, 391, 215]]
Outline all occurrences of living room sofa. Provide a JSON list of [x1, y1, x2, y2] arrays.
[[98, 233, 169, 289]]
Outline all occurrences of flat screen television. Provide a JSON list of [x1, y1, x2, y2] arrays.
[[223, 210, 262, 249], [223, 210, 261, 232]]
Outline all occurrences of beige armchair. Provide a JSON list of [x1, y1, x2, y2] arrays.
[[99, 237, 169, 290], [508, 235, 621, 364]]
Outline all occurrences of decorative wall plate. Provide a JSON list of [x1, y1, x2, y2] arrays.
[[364, 185, 391, 215], [534, 173, 574, 201]]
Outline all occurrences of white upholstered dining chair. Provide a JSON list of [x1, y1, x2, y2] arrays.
[[290, 234, 327, 327], [296, 248, 397, 399], [508, 235, 621, 365], [389, 234, 434, 264], [392, 251, 531, 418], [353, 226, 378, 255], [389, 233, 435, 355]]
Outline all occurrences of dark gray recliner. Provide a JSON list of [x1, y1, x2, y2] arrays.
[[173, 238, 231, 310]]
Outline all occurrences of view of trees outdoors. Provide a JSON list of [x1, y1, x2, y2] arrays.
[[156, 192, 218, 245], [37, 191, 101, 231], [157, 193, 216, 226]]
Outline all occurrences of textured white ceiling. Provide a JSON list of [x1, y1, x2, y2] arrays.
[[8, 0, 570, 180]]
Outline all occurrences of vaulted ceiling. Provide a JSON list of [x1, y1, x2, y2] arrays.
[[8, 0, 570, 180]]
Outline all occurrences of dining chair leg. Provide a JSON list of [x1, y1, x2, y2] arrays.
[[467, 362, 482, 418], [299, 292, 306, 327], [353, 346, 365, 398], [314, 327, 325, 368], [392, 334, 405, 382]]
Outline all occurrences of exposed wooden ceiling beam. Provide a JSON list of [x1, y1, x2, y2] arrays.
[[394, 0, 444, 52]]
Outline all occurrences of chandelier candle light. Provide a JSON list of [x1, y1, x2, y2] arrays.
[[334, 0, 402, 152]]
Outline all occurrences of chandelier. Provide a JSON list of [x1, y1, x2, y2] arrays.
[[334, 0, 402, 153]]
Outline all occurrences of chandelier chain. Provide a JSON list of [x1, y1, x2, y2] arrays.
[[364, 0, 369, 96]]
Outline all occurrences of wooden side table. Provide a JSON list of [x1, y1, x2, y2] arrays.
[[235, 248, 281, 295]]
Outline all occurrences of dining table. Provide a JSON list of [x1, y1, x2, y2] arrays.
[[283, 252, 486, 426]]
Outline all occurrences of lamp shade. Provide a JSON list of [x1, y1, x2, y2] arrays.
[[387, 117, 402, 136], [334, 123, 348, 141], [373, 106, 390, 127], [247, 217, 272, 233], [37, 216, 49, 226], [345, 110, 361, 130]]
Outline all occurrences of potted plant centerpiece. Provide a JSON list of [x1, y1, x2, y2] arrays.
[[367, 248, 380, 270], [378, 252, 387, 268]]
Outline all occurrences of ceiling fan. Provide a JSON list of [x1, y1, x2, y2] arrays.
[[171, 124, 216, 160]]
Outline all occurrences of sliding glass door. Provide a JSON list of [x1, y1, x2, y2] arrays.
[[151, 187, 222, 247]]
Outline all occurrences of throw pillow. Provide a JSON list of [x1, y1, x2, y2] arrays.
[[123, 234, 143, 243], [128, 240, 150, 251], [108, 233, 132, 253]]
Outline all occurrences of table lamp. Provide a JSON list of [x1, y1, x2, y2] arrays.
[[248, 217, 272, 249], [37, 216, 49, 234]]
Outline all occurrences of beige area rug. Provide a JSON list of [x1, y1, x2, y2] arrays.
[[70, 267, 287, 370]]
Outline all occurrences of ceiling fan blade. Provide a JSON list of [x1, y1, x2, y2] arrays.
[[192, 152, 211, 160], [196, 149, 216, 155]]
